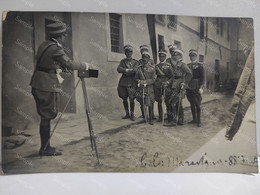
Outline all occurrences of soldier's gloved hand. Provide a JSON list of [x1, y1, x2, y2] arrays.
[[140, 80, 147, 86], [126, 68, 133, 72], [140, 80, 145, 85], [199, 88, 203, 95], [137, 80, 141, 87]]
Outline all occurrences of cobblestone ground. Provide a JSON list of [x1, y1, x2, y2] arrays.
[[2, 96, 232, 174]]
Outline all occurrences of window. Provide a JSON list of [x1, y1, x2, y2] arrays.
[[216, 18, 220, 34], [200, 17, 205, 39], [227, 21, 230, 41], [109, 13, 124, 53], [155, 15, 165, 25], [158, 35, 165, 50], [199, 55, 204, 63], [216, 18, 224, 36], [215, 60, 220, 90], [220, 18, 224, 36], [168, 15, 177, 30], [174, 40, 181, 49]]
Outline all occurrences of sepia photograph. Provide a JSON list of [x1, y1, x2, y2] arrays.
[[1, 11, 258, 174]]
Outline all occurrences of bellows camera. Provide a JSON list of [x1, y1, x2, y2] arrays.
[[78, 69, 99, 78]]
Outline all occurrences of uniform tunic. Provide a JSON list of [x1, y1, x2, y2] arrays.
[[154, 62, 172, 102], [186, 61, 204, 105], [30, 38, 86, 120], [139, 59, 154, 66], [166, 59, 192, 105], [135, 60, 156, 106], [117, 58, 139, 100]]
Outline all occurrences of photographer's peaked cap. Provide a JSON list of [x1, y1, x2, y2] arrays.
[[124, 45, 133, 51], [47, 22, 67, 35]]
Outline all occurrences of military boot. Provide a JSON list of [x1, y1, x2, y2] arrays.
[[39, 123, 62, 156], [122, 100, 130, 119], [188, 104, 197, 124], [197, 107, 201, 127], [156, 103, 162, 122], [149, 105, 154, 125], [130, 100, 135, 121]]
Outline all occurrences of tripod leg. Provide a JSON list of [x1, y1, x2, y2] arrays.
[[81, 78, 94, 150], [81, 78, 100, 164]]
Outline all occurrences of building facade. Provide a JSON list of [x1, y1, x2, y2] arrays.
[[2, 12, 253, 132]]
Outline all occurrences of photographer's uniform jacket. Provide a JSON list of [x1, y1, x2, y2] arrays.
[[30, 38, 87, 119]]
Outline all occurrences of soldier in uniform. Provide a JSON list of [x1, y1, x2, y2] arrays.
[[135, 51, 156, 125], [164, 44, 177, 124], [139, 45, 154, 66], [117, 45, 139, 121], [30, 22, 89, 156], [154, 49, 172, 122], [165, 49, 192, 126], [166, 44, 178, 67], [138, 45, 155, 119], [186, 49, 204, 127]]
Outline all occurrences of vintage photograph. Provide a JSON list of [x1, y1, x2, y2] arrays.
[[1, 11, 258, 174]]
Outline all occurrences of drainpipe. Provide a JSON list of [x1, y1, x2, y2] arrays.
[[146, 14, 157, 64], [205, 17, 208, 55]]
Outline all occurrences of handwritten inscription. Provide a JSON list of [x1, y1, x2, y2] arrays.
[[140, 152, 258, 168]]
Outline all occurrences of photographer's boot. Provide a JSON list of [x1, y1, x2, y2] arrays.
[[39, 121, 62, 156]]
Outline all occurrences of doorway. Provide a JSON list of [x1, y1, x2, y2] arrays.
[[215, 59, 220, 91]]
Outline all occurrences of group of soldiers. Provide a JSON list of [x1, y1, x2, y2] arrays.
[[117, 44, 204, 127], [30, 20, 204, 156]]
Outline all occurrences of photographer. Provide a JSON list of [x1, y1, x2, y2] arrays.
[[30, 22, 88, 156]]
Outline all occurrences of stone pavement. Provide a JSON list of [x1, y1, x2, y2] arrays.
[[1, 92, 225, 166]]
